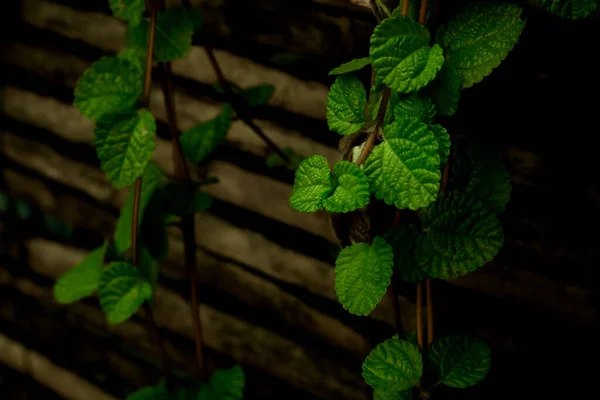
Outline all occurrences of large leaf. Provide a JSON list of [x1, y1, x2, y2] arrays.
[[335, 237, 394, 316], [362, 336, 423, 391], [98, 262, 153, 325], [431, 63, 460, 117], [289, 155, 333, 212], [393, 93, 436, 124], [125, 8, 204, 62], [370, 16, 444, 93], [53, 243, 108, 304], [109, 0, 145, 25], [540, 0, 599, 20], [415, 194, 504, 279], [329, 57, 372, 75], [323, 161, 371, 213], [326, 75, 367, 136], [74, 56, 143, 122], [180, 104, 233, 163], [95, 109, 157, 188], [436, 2, 525, 88], [364, 117, 441, 210], [383, 226, 425, 283], [198, 365, 245, 400], [429, 334, 491, 388]]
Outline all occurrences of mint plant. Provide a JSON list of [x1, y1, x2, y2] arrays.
[[290, 1, 524, 398], [51, 0, 286, 397]]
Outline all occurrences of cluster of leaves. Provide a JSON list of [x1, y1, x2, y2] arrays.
[[290, 1, 521, 396], [539, 0, 600, 20]]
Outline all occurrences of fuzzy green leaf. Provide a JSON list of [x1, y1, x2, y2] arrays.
[[329, 57, 372, 75], [431, 63, 460, 117], [429, 334, 491, 388], [362, 336, 423, 391], [374, 389, 412, 400], [370, 16, 444, 93], [125, 8, 204, 62], [540, 0, 599, 20], [436, 2, 525, 89], [393, 93, 436, 124], [364, 117, 441, 210], [117, 48, 145, 73], [383, 226, 425, 282], [98, 262, 152, 325], [109, 0, 145, 25], [242, 84, 275, 108], [74, 56, 143, 122], [198, 366, 245, 400], [416, 195, 503, 279], [323, 161, 371, 213], [180, 104, 233, 163], [94, 109, 157, 188], [326, 75, 367, 135], [53, 243, 108, 304], [430, 124, 450, 165], [289, 155, 333, 212], [335, 237, 394, 316]]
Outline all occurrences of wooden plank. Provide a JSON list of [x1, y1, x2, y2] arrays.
[[19, 0, 332, 120]]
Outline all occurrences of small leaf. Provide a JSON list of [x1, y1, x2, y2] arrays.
[[126, 382, 172, 400], [364, 117, 441, 210], [53, 243, 108, 304], [436, 2, 525, 88], [430, 124, 450, 165], [109, 0, 145, 25], [370, 16, 444, 93], [98, 262, 153, 325], [94, 109, 157, 188], [366, 85, 385, 123], [540, 0, 599, 20], [180, 104, 233, 163], [374, 389, 412, 400], [74, 56, 143, 122], [416, 194, 504, 279], [362, 336, 423, 391], [329, 57, 372, 75], [335, 237, 394, 316], [326, 75, 367, 136], [289, 155, 333, 212], [429, 334, 491, 388], [242, 84, 275, 108], [393, 93, 436, 124], [198, 366, 245, 400], [323, 161, 371, 213], [125, 8, 204, 62], [431, 63, 460, 117], [383, 226, 425, 282]]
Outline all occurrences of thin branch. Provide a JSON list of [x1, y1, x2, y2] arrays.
[[402, 0, 410, 16], [419, 0, 428, 24], [416, 281, 424, 349], [355, 88, 390, 166], [426, 278, 434, 346]]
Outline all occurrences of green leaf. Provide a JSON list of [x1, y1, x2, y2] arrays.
[[415, 194, 504, 279], [289, 155, 333, 212], [431, 63, 460, 117], [370, 16, 444, 93], [125, 8, 204, 62], [329, 57, 372, 75], [366, 85, 385, 123], [180, 104, 233, 163], [450, 143, 511, 213], [94, 109, 157, 188], [436, 2, 525, 89], [383, 226, 425, 282], [323, 161, 371, 213], [98, 262, 153, 325], [429, 334, 491, 388], [126, 382, 173, 400], [114, 162, 167, 254], [117, 48, 145, 73], [74, 56, 143, 122], [265, 147, 305, 171], [326, 75, 367, 136], [374, 389, 412, 400], [335, 237, 394, 316], [53, 243, 108, 304], [364, 117, 441, 210], [362, 336, 423, 391], [393, 93, 436, 124], [242, 84, 275, 108], [194, 192, 212, 212], [109, 0, 145, 25], [198, 366, 245, 400], [430, 124, 450, 165], [540, 0, 599, 20]]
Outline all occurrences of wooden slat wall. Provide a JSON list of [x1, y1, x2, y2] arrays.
[[0, 0, 597, 399]]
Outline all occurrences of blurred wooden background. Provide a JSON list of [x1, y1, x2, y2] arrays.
[[0, 0, 597, 399]]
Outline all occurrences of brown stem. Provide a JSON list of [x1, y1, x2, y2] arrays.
[[402, 0, 410, 16], [355, 88, 391, 166], [426, 278, 434, 346], [419, 0, 428, 24], [416, 281, 424, 349]]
